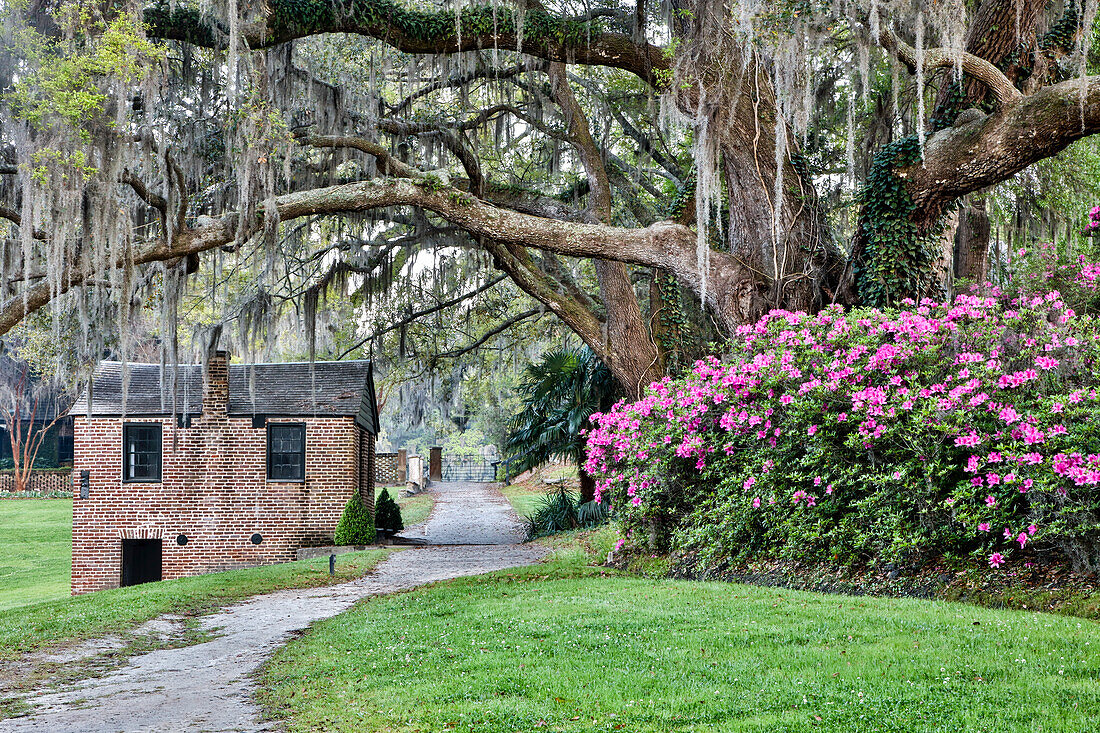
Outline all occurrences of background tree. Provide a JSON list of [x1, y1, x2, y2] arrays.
[[504, 347, 617, 503], [0, 358, 70, 491], [1, 0, 1100, 395]]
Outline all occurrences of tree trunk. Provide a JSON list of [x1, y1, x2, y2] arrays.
[[578, 465, 596, 505], [955, 195, 991, 283]]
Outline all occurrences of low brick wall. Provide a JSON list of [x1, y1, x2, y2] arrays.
[[0, 470, 72, 494], [376, 452, 399, 485]]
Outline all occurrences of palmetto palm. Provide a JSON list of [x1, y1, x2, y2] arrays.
[[505, 348, 617, 503]]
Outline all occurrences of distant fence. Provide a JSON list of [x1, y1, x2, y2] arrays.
[[0, 470, 72, 494], [375, 452, 400, 485], [441, 458, 499, 483]]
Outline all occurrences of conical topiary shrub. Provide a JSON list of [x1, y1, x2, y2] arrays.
[[374, 488, 404, 533], [333, 493, 376, 545]]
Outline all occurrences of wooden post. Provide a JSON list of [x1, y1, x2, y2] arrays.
[[397, 449, 407, 483], [429, 446, 442, 482]]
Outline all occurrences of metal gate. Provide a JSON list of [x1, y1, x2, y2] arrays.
[[440, 458, 499, 482]]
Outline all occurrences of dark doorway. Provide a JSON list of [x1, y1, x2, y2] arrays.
[[121, 539, 162, 587]]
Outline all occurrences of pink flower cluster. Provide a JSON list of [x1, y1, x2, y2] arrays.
[[585, 291, 1100, 573]]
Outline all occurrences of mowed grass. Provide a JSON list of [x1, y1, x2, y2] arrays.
[[0, 499, 72, 611], [261, 544, 1100, 733], [389, 487, 434, 527], [0, 548, 389, 660], [499, 481, 557, 518]]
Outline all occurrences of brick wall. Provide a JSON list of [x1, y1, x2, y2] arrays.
[[71, 411, 362, 594], [0, 471, 72, 493], [359, 427, 376, 516], [375, 452, 399, 484]]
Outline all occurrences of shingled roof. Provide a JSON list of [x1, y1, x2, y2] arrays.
[[72, 360, 378, 433]]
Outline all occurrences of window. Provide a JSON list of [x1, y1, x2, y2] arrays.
[[267, 423, 305, 482], [57, 434, 74, 464], [123, 424, 161, 482]]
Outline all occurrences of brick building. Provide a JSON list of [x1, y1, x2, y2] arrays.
[[70, 352, 378, 594]]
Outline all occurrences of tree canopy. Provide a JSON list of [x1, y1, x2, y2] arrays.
[[2, 0, 1100, 393]]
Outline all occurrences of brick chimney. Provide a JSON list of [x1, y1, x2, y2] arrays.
[[203, 350, 230, 416]]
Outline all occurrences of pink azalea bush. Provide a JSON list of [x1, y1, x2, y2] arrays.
[[585, 292, 1100, 574], [1006, 241, 1100, 315]]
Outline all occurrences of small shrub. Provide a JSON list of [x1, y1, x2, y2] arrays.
[[374, 489, 404, 533], [334, 493, 376, 546], [524, 488, 610, 540], [577, 499, 608, 526]]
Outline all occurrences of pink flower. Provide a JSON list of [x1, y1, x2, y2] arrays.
[[807, 424, 818, 436], [985, 495, 997, 507], [631, 496, 641, 506], [825, 484, 834, 495], [1028, 524, 1037, 536], [1017, 533, 1028, 548], [1003, 527, 1014, 540], [978, 523, 991, 532], [743, 476, 756, 491], [752, 496, 761, 509], [989, 553, 1005, 568]]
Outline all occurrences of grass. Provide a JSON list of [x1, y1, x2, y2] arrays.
[[261, 532, 1100, 733], [500, 462, 581, 519], [0, 499, 72, 611], [0, 548, 390, 661], [388, 487, 434, 527], [500, 481, 561, 519]]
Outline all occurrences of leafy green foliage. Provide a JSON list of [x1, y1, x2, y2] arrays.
[[588, 294, 1100, 575], [856, 135, 936, 306], [504, 347, 616, 476], [334, 493, 377, 545], [373, 488, 403, 533], [268, 0, 601, 47], [523, 487, 607, 540]]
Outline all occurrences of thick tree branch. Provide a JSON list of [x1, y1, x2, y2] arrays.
[[0, 205, 46, 241], [121, 170, 168, 215], [300, 134, 423, 179], [144, 0, 668, 87], [0, 175, 703, 337], [874, 24, 1023, 106], [908, 75, 1100, 214], [481, 239, 606, 348]]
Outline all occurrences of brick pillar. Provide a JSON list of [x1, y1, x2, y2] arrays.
[[429, 446, 442, 482], [397, 449, 407, 483], [203, 350, 230, 416]]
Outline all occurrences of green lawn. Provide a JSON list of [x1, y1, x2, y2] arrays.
[[500, 481, 556, 518], [261, 537, 1100, 733], [388, 487, 434, 527], [0, 499, 72, 611], [0, 548, 389, 660]]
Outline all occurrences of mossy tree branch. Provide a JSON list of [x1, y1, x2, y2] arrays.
[[143, 0, 669, 88]]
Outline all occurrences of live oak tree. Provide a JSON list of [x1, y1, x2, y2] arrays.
[[2, 0, 1099, 393]]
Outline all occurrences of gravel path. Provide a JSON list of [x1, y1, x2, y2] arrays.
[[1, 481, 545, 733]]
